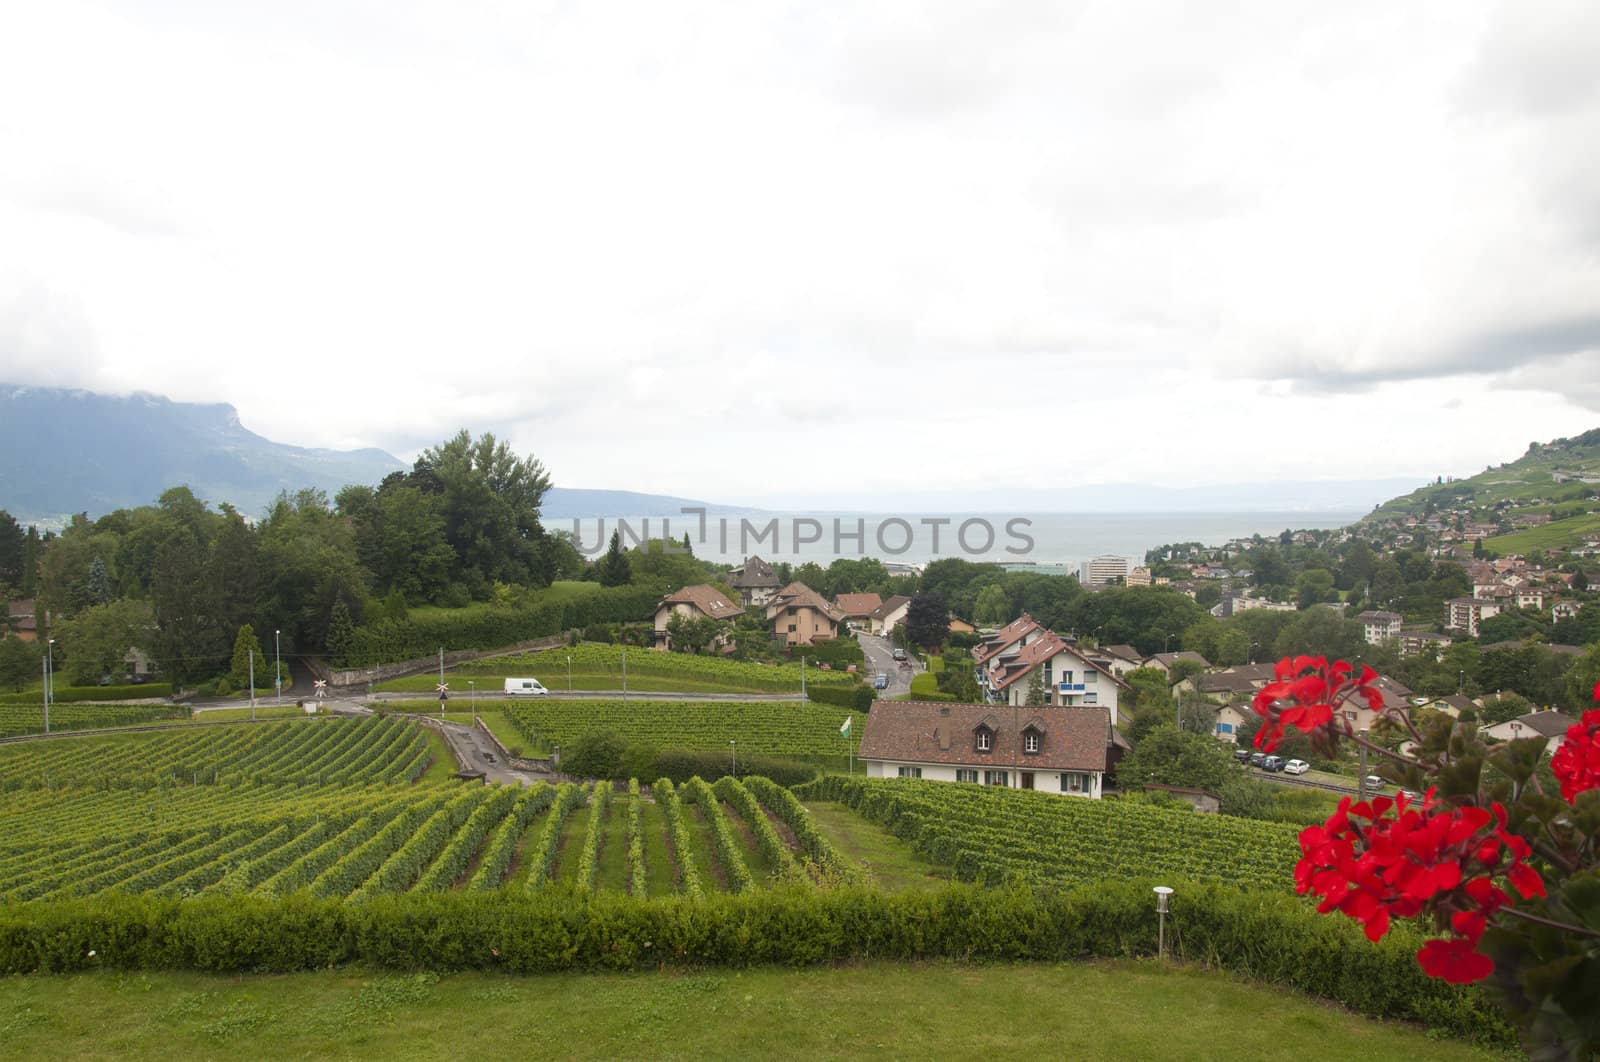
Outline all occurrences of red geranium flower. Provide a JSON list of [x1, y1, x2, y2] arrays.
[[1252, 656, 1381, 753], [1417, 937, 1495, 984], [1294, 788, 1542, 985], [1551, 699, 1600, 804]]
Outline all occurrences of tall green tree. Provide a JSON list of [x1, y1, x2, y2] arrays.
[[150, 526, 226, 687], [595, 531, 631, 587], [0, 635, 40, 692], [905, 591, 948, 649], [59, 599, 153, 685], [1116, 725, 1232, 792], [417, 430, 554, 590], [229, 624, 266, 688], [0, 511, 25, 590], [325, 602, 355, 666]]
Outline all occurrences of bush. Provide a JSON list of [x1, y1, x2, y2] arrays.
[[908, 674, 955, 701], [0, 886, 1517, 1047], [807, 684, 876, 711], [788, 638, 864, 668], [563, 733, 629, 779], [650, 748, 818, 788]]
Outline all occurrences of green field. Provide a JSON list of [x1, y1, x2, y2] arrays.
[[489, 698, 863, 758], [0, 961, 1496, 1061], [1483, 512, 1600, 554]]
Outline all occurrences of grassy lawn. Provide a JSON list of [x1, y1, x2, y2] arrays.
[[438, 710, 522, 754], [596, 793, 631, 893], [639, 799, 676, 897], [803, 799, 951, 891], [193, 705, 313, 724], [0, 961, 1500, 1060], [418, 729, 460, 784], [552, 806, 593, 886]]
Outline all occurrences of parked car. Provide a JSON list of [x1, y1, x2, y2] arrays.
[[1283, 759, 1310, 775], [1363, 775, 1386, 792], [873, 673, 889, 690], [892, 648, 908, 661], [1398, 787, 1425, 802], [1232, 748, 1252, 764], [1249, 751, 1266, 767], [1261, 755, 1285, 772]]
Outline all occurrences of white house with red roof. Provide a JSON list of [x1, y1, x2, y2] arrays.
[[652, 585, 744, 650], [977, 629, 1130, 724], [858, 700, 1115, 797]]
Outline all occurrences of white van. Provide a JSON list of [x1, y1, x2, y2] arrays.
[[504, 677, 549, 696]]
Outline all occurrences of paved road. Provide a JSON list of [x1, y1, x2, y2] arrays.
[[428, 715, 548, 786], [858, 632, 921, 696]]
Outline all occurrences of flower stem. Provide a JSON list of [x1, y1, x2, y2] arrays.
[[1499, 906, 1600, 939]]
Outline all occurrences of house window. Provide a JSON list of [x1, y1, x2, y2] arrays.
[[896, 766, 922, 778], [1084, 669, 1097, 683], [975, 729, 992, 753], [985, 770, 1009, 787], [1061, 670, 1073, 684], [1043, 664, 1053, 685], [1216, 722, 1234, 734], [787, 623, 797, 633], [1084, 692, 1097, 704], [1023, 731, 1040, 754], [1061, 772, 1091, 793], [956, 769, 979, 783]]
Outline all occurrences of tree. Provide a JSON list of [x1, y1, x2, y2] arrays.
[[665, 612, 724, 654], [325, 603, 355, 666], [417, 430, 554, 590], [1024, 667, 1047, 707], [0, 635, 39, 692], [0, 511, 25, 590], [905, 592, 948, 649], [84, 556, 113, 607], [59, 599, 154, 685], [150, 526, 227, 687], [230, 624, 266, 689], [1116, 725, 1232, 792], [594, 531, 631, 587], [974, 584, 1010, 626]]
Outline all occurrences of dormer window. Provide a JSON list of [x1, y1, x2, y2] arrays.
[[1023, 730, 1041, 754], [975, 726, 994, 753]]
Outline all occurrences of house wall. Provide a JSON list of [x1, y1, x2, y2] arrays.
[[1212, 704, 1247, 743], [774, 605, 838, 646], [873, 603, 909, 636], [997, 651, 1120, 720], [864, 758, 1102, 797]]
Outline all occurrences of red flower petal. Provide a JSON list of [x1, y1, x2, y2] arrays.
[[1508, 862, 1546, 900], [1417, 938, 1494, 984]]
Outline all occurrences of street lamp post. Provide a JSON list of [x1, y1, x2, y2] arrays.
[[40, 647, 49, 734], [46, 636, 55, 709], [730, 739, 736, 777], [1249, 641, 1260, 666], [1153, 886, 1174, 960], [469, 680, 476, 725], [274, 629, 282, 706], [566, 653, 572, 692]]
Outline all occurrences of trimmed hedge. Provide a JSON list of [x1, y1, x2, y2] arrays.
[[0, 884, 1514, 1047], [344, 585, 661, 665], [0, 683, 174, 706], [806, 684, 876, 711], [651, 748, 818, 788]]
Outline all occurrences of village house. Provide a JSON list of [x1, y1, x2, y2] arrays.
[[1553, 601, 1580, 622], [1420, 694, 1477, 719], [1355, 609, 1403, 646], [858, 700, 1118, 798], [765, 582, 847, 647], [1144, 650, 1211, 676], [1097, 644, 1146, 678], [832, 592, 883, 631], [1400, 630, 1453, 658], [652, 585, 744, 650], [1481, 710, 1577, 755], [976, 630, 1129, 724], [4, 599, 41, 642], [868, 594, 912, 637], [947, 614, 977, 635], [729, 556, 780, 608], [971, 614, 1047, 668], [1445, 597, 1501, 637]]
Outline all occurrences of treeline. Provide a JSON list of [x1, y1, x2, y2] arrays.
[[0, 431, 724, 688]]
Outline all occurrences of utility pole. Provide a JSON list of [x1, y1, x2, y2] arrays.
[[249, 649, 256, 721], [274, 629, 282, 705], [1358, 727, 1369, 801], [622, 648, 628, 702], [41, 654, 49, 734], [801, 655, 807, 696]]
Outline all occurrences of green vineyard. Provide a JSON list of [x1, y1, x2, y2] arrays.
[[0, 771, 859, 902], [803, 776, 1302, 891], [0, 702, 192, 739], [0, 715, 431, 790], [498, 699, 863, 758], [457, 642, 859, 690]]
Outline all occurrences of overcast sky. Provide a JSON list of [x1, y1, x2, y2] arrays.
[[2, 1, 1598, 509]]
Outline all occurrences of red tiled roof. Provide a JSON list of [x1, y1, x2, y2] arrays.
[[657, 584, 744, 620], [833, 592, 883, 618], [973, 614, 1041, 665], [858, 700, 1111, 772], [768, 583, 845, 623]]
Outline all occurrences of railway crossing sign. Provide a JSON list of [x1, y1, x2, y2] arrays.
[[313, 679, 327, 700], [436, 682, 449, 702]]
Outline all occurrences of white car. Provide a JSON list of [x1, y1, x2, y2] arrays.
[[1283, 759, 1310, 775], [504, 677, 549, 696]]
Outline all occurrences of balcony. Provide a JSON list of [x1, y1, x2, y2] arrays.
[[1058, 682, 1086, 693]]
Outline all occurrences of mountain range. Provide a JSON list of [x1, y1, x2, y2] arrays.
[[0, 386, 747, 527]]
